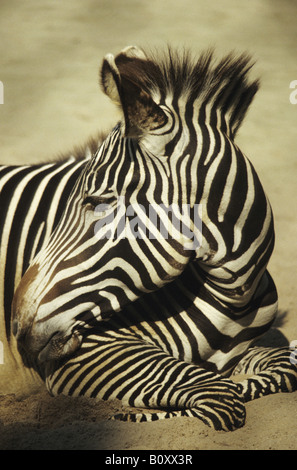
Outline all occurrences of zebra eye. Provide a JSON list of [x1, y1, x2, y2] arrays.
[[83, 192, 116, 209], [83, 195, 104, 208]]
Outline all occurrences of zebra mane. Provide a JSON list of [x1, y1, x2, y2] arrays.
[[115, 47, 260, 138], [52, 132, 107, 163]]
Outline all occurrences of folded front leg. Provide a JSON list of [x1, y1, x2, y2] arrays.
[[233, 346, 297, 401], [46, 336, 246, 431]]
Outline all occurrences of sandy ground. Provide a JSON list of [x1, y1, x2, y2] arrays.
[[0, 0, 296, 450]]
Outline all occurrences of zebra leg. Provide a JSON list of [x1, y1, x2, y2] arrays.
[[233, 346, 297, 401], [46, 337, 246, 432]]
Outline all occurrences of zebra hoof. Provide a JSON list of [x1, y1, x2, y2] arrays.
[[190, 381, 246, 431]]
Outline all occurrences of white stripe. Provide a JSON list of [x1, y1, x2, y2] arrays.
[[232, 159, 255, 252], [217, 144, 237, 223]]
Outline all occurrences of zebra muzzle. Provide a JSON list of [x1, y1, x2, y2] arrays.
[[37, 330, 83, 363], [13, 317, 83, 363]]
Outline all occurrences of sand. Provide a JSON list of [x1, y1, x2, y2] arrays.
[[0, 390, 296, 450], [0, 0, 296, 450]]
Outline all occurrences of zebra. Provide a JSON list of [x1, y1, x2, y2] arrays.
[[2, 45, 296, 430], [0, 135, 102, 393]]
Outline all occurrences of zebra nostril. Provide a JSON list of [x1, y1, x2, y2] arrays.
[[12, 319, 19, 337]]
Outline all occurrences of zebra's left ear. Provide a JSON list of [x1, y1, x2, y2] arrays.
[[100, 48, 167, 138]]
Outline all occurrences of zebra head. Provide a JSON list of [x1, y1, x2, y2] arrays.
[[12, 46, 259, 363]]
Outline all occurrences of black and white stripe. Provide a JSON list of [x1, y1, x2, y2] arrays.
[[0, 158, 85, 337], [2, 46, 296, 430]]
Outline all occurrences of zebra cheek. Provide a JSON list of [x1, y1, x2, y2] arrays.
[[12, 263, 40, 324]]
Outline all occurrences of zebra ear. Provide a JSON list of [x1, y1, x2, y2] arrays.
[[100, 54, 122, 105], [100, 50, 167, 138]]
